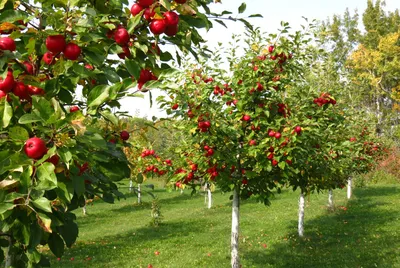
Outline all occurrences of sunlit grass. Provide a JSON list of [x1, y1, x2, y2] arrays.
[[46, 180, 400, 268]]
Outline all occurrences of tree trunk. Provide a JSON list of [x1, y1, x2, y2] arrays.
[[129, 179, 133, 193], [137, 183, 141, 204], [5, 235, 13, 267], [180, 188, 183, 194], [82, 204, 87, 215], [328, 189, 334, 210], [231, 185, 240, 268], [347, 177, 352, 199], [207, 188, 212, 209], [298, 191, 305, 237]]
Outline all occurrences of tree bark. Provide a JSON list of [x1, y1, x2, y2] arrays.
[[231, 185, 240, 268], [347, 177, 352, 199], [298, 191, 305, 237], [82, 204, 87, 215], [5, 235, 13, 267], [328, 189, 334, 210], [137, 183, 141, 204], [129, 179, 133, 193]]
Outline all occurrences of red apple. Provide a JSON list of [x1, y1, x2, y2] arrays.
[[118, 46, 131, 59], [45, 35, 66, 53], [268, 130, 276, 137], [70, 106, 79, 112], [130, 3, 144, 16], [175, 0, 187, 3], [27, 85, 45, 96], [274, 132, 281, 139], [242, 115, 251, 121], [268, 45, 274, 53], [47, 154, 60, 166], [249, 140, 256, 146], [149, 19, 167, 35], [272, 159, 278, 166], [23, 61, 34, 75], [114, 27, 130, 45], [0, 70, 15, 93], [144, 8, 155, 21], [164, 11, 179, 26], [0, 90, 10, 101], [63, 43, 81, 60], [24, 137, 48, 159], [294, 126, 302, 135], [12, 82, 30, 100], [138, 0, 153, 7], [85, 64, 94, 70], [120, 130, 130, 141], [164, 24, 178, 36], [0, 37, 16, 52], [42, 52, 55, 65], [171, 103, 178, 110]]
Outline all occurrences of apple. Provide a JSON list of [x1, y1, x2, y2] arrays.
[[27, 85, 45, 96], [130, 3, 144, 16], [138, 0, 153, 7], [23, 61, 34, 75], [47, 154, 60, 166], [120, 130, 130, 140], [256, 82, 263, 91], [274, 132, 281, 139], [118, 46, 131, 59], [175, 0, 187, 3], [24, 137, 48, 159], [164, 11, 179, 26], [0, 37, 16, 51], [165, 24, 178, 36], [85, 64, 94, 70], [0, 70, 15, 93], [149, 19, 167, 35], [114, 27, 130, 45], [42, 52, 55, 65], [249, 140, 256, 146], [64, 43, 81, 60], [267, 153, 274, 160], [206, 148, 214, 156], [70, 106, 80, 112], [12, 82, 30, 100], [172, 103, 178, 110], [242, 179, 248, 185], [350, 137, 357, 142], [294, 126, 302, 135], [268, 45, 274, 53], [272, 159, 278, 166], [144, 8, 155, 21], [0, 90, 10, 101], [242, 115, 251, 121], [268, 130, 275, 137], [45, 35, 66, 53]]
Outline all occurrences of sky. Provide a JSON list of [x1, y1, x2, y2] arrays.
[[121, 0, 400, 119]]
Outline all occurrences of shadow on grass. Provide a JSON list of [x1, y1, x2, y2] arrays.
[[243, 185, 400, 268]]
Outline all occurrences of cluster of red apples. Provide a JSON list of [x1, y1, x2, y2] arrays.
[[130, 0, 183, 36]]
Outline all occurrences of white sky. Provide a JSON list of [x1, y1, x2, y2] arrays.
[[121, 0, 400, 119]]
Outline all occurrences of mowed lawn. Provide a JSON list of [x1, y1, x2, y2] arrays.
[[45, 180, 400, 268]]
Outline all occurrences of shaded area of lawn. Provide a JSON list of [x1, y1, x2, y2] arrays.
[[243, 185, 400, 268]]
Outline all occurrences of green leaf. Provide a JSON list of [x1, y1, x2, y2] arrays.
[[87, 85, 110, 113], [32, 197, 52, 213], [72, 176, 85, 196], [159, 0, 171, 10], [0, 9, 26, 23], [100, 109, 119, 125], [36, 163, 57, 191], [125, 59, 141, 80], [0, 98, 12, 128], [58, 221, 78, 248], [278, 161, 286, 170], [32, 96, 53, 123], [18, 113, 43, 124], [8, 126, 29, 141], [214, 19, 227, 28], [0, 202, 15, 214], [127, 12, 143, 33], [20, 166, 33, 189], [238, 3, 246, 14], [249, 14, 263, 18], [48, 233, 64, 258], [36, 212, 52, 233], [137, 173, 143, 183], [55, 181, 73, 204]]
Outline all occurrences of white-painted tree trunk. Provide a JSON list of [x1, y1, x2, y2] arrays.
[[347, 177, 352, 199], [328, 189, 334, 210], [180, 188, 183, 194], [82, 204, 87, 215], [137, 183, 141, 204], [129, 179, 133, 193], [231, 186, 240, 268], [5, 237, 13, 267], [298, 191, 305, 237], [207, 188, 212, 209]]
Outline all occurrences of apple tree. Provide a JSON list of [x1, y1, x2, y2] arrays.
[[157, 22, 335, 267], [0, 0, 248, 266]]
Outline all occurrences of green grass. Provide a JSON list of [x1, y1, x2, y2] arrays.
[[45, 180, 400, 268]]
